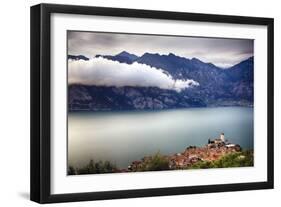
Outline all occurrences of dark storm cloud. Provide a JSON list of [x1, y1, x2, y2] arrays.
[[68, 31, 253, 68]]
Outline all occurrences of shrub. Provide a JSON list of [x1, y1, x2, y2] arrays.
[[140, 152, 170, 171], [188, 150, 253, 169], [69, 159, 117, 175]]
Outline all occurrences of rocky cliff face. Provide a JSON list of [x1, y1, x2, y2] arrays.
[[68, 85, 206, 111]]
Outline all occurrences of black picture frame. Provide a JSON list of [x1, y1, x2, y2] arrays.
[[30, 3, 274, 204]]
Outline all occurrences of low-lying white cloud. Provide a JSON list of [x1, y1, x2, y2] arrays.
[[68, 57, 199, 92]]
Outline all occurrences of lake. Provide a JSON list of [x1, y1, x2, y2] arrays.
[[68, 107, 253, 169]]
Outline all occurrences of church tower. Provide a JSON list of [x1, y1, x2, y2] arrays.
[[220, 133, 225, 142]]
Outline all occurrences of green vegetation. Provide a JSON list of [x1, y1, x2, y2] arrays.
[[138, 152, 170, 172], [68, 150, 254, 175], [68, 160, 117, 175], [187, 150, 254, 169]]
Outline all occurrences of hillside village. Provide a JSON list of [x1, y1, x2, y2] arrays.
[[68, 133, 253, 175], [127, 133, 242, 171]]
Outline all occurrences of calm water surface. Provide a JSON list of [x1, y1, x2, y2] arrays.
[[68, 107, 253, 168]]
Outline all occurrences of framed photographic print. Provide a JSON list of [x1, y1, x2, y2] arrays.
[[30, 3, 274, 203]]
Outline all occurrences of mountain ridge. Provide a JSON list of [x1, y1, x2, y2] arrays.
[[68, 52, 254, 111], [68, 52, 252, 70]]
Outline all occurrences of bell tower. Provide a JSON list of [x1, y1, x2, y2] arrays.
[[220, 133, 225, 142]]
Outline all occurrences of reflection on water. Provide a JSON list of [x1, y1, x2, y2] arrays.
[[68, 107, 253, 168]]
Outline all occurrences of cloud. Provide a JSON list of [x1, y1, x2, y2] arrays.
[[68, 57, 199, 92]]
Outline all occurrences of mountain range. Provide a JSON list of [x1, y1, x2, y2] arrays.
[[68, 51, 253, 111]]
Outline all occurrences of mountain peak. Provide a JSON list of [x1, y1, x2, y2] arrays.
[[117, 51, 130, 56], [230, 56, 254, 68], [141, 52, 161, 57], [68, 54, 89, 61], [247, 56, 254, 61], [168, 53, 176, 57], [191, 57, 203, 63], [116, 51, 139, 59]]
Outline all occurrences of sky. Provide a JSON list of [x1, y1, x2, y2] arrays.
[[68, 31, 254, 68]]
